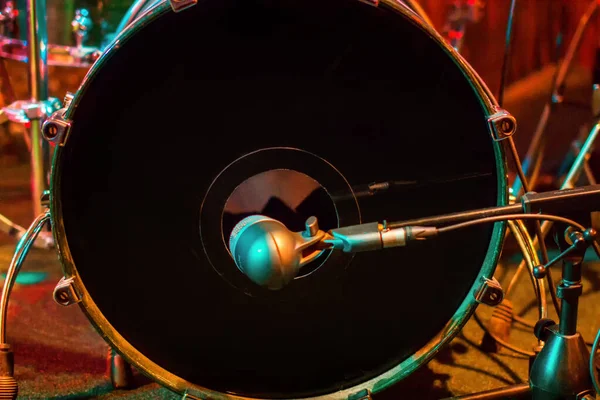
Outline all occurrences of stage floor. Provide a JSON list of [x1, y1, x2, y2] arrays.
[[1, 163, 600, 400]]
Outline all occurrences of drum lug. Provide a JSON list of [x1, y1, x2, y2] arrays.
[[63, 92, 75, 109], [487, 109, 517, 141], [53, 277, 81, 307], [169, 0, 197, 13], [40, 190, 50, 208], [42, 107, 72, 146], [473, 276, 504, 306], [348, 389, 372, 400]]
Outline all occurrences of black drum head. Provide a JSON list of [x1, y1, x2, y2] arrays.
[[57, 0, 502, 397]]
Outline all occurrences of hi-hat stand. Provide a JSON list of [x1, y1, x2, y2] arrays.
[[228, 182, 600, 400]]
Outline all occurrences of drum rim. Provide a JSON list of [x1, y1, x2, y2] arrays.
[[49, 1, 508, 398]]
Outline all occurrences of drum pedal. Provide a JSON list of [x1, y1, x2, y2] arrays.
[[480, 299, 513, 353]]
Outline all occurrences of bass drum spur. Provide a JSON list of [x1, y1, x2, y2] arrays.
[[45, 0, 510, 398]]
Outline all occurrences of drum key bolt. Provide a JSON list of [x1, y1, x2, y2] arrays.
[[473, 276, 504, 306], [42, 108, 73, 146], [488, 109, 517, 141], [53, 277, 81, 306]]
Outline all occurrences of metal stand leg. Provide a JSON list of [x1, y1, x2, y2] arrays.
[[499, 119, 600, 343], [487, 0, 600, 360], [528, 230, 595, 399], [107, 347, 133, 389], [0, 211, 50, 400], [0, 213, 53, 249], [0, 0, 59, 245], [25, 0, 49, 218], [449, 228, 598, 400]]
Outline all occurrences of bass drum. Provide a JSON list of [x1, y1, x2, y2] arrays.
[[49, 0, 508, 398]]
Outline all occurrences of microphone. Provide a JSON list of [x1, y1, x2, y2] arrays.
[[228, 215, 437, 290], [228, 215, 328, 290]]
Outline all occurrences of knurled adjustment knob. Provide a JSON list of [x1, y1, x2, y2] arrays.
[[0, 344, 17, 400], [533, 264, 547, 279]]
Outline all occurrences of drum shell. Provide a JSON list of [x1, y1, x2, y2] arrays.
[[48, 1, 509, 398]]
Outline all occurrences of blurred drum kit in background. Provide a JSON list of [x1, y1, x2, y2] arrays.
[[3, 0, 600, 399], [0, 0, 159, 246]]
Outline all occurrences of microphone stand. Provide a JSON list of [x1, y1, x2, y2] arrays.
[[339, 187, 600, 399], [232, 184, 600, 400], [443, 227, 596, 400]]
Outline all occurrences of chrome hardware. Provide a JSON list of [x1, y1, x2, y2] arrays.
[[304, 216, 319, 237], [63, 92, 75, 109], [71, 9, 93, 48], [0, 211, 49, 400], [473, 276, 504, 306], [488, 109, 517, 141], [2, 98, 61, 124], [53, 277, 81, 307], [42, 107, 73, 146], [0, 1, 17, 37], [40, 190, 50, 207], [169, 0, 197, 13], [1, 212, 51, 343]]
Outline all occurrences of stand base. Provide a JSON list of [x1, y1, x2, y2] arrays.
[[530, 327, 593, 400]]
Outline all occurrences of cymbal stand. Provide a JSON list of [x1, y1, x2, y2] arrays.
[[440, 0, 485, 52], [511, 0, 599, 197], [0, 0, 60, 248], [444, 227, 597, 400], [479, 113, 600, 358], [480, 0, 600, 354]]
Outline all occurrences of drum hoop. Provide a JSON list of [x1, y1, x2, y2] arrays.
[[49, 1, 508, 398]]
